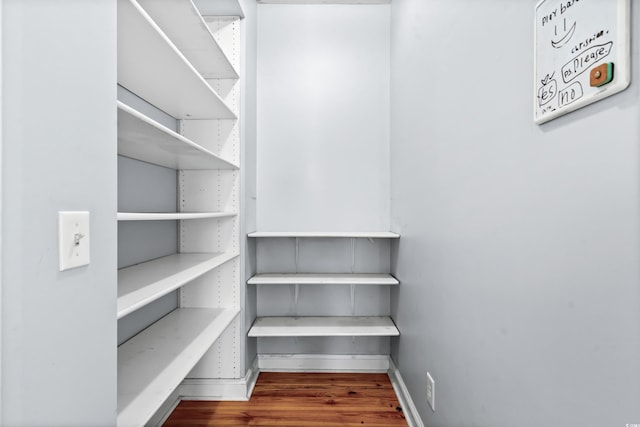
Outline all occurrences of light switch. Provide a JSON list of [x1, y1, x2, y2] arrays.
[[58, 211, 90, 271]]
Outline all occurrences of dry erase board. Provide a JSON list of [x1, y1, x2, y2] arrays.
[[534, 0, 630, 124]]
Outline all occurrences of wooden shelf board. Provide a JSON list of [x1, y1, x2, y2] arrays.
[[137, 0, 238, 79], [247, 231, 400, 239], [117, 0, 236, 119], [248, 316, 400, 337], [118, 252, 238, 319], [117, 307, 240, 427], [248, 273, 399, 285], [117, 211, 236, 221], [117, 102, 238, 170]]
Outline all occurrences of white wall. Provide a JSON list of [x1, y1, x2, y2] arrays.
[[1, 0, 117, 425], [256, 4, 390, 231], [0, 1, 4, 417], [390, 0, 640, 426]]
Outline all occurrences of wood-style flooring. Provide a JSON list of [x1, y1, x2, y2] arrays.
[[163, 372, 409, 426]]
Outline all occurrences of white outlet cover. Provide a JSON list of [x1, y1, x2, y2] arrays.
[[426, 371, 435, 411], [58, 211, 90, 271]]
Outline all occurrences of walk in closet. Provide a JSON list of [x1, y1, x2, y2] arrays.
[[4, 1, 640, 427]]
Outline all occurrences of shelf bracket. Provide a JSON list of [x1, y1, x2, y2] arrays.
[[350, 238, 356, 273], [293, 283, 300, 315], [295, 237, 300, 273], [350, 283, 356, 316]]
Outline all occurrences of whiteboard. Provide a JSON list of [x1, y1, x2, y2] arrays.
[[534, 0, 630, 124]]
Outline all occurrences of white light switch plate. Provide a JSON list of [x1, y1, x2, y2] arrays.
[[426, 371, 435, 411], [58, 211, 90, 271]]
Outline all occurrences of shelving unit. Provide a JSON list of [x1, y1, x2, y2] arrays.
[[247, 233, 400, 339], [248, 273, 398, 286], [118, 0, 236, 119], [117, 0, 242, 424], [248, 316, 399, 337], [117, 102, 238, 170], [117, 212, 236, 221], [117, 307, 240, 427], [248, 231, 400, 239], [118, 252, 239, 319], [136, 0, 238, 79]]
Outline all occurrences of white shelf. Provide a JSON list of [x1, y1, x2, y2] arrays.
[[117, 102, 238, 170], [248, 316, 400, 337], [118, 307, 240, 427], [194, 0, 244, 19], [248, 231, 401, 239], [136, 0, 238, 79], [118, 252, 238, 319], [117, 211, 236, 221], [117, 0, 236, 119], [248, 273, 399, 286]]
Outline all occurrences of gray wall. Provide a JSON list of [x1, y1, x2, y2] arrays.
[[390, 1, 640, 426], [256, 3, 390, 232], [117, 156, 179, 345], [1, 0, 117, 425], [117, 87, 181, 347]]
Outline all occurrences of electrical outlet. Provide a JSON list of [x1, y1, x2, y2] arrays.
[[426, 372, 435, 411]]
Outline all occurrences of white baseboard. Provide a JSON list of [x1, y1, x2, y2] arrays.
[[258, 353, 390, 372], [179, 356, 260, 401], [147, 357, 259, 427], [388, 357, 424, 427], [146, 389, 181, 427]]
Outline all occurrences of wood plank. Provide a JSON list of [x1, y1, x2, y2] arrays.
[[256, 372, 391, 386], [249, 387, 398, 398], [191, 396, 402, 411], [163, 372, 408, 426], [164, 413, 405, 427]]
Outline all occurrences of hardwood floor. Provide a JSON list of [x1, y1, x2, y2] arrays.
[[163, 372, 409, 426]]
